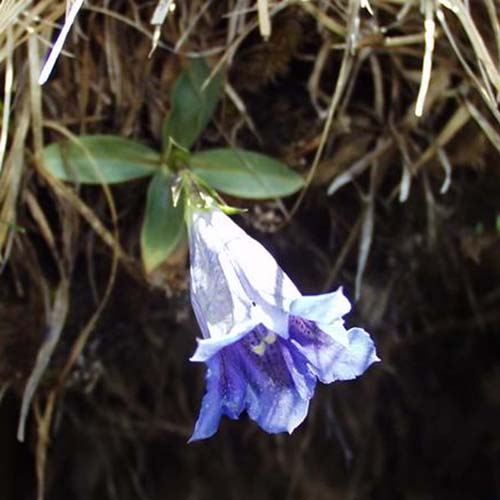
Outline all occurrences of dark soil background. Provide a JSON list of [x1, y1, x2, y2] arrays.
[[1, 1, 500, 499]]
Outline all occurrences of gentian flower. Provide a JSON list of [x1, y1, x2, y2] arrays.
[[188, 204, 379, 442]]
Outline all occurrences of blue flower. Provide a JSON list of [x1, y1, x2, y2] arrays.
[[188, 205, 379, 442]]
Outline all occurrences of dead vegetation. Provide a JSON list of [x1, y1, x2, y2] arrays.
[[0, 1, 499, 499]]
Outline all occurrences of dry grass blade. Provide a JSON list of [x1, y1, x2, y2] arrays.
[[150, 0, 175, 26], [257, 0, 271, 40], [56, 236, 118, 389], [17, 278, 70, 442], [17, 177, 76, 446], [29, 32, 44, 157], [464, 99, 500, 156], [436, 7, 500, 125], [25, 191, 56, 250], [327, 138, 393, 195], [415, 0, 435, 117], [0, 381, 10, 405], [0, 95, 29, 261], [361, 0, 373, 14], [411, 104, 471, 173], [0, 0, 32, 34], [436, 147, 452, 194], [34, 394, 55, 500], [207, 0, 291, 85], [149, 0, 175, 55], [308, 40, 332, 116], [0, 26, 13, 175], [440, 0, 500, 97], [355, 193, 374, 301], [299, 0, 346, 36], [38, 0, 85, 84], [40, 172, 132, 267], [225, 81, 261, 140], [287, 0, 360, 222], [484, 0, 500, 67], [390, 120, 413, 202], [174, 0, 214, 52], [355, 158, 381, 301]]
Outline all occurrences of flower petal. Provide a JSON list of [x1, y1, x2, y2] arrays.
[[189, 211, 253, 339], [232, 325, 316, 434], [190, 320, 254, 362], [189, 208, 300, 338], [289, 317, 379, 383], [189, 351, 246, 442], [289, 288, 351, 325], [190, 325, 316, 439]]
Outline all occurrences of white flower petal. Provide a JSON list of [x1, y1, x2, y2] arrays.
[[188, 207, 300, 339], [290, 288, 351, 325]]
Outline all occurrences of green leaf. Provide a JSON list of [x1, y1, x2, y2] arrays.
[[141, 173, 185, 273], [42, 135, 160, 184], [190, 148, 304, 199], [162, 59, 223, 150]]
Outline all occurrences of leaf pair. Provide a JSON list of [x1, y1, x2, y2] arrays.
[[41, 59, 305, 273], [43, 138, 303, 198]]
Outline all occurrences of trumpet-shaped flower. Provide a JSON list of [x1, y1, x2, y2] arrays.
[[188, 205, 379, 442]]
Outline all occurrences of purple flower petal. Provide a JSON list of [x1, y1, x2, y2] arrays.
[[235, 326, 316, 433], [189, 324, 316, 441], [189, 351, 246, 442], [289, 316, 379, 384]]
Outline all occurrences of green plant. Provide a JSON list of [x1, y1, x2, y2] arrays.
[[42, 59, 304, 272]]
